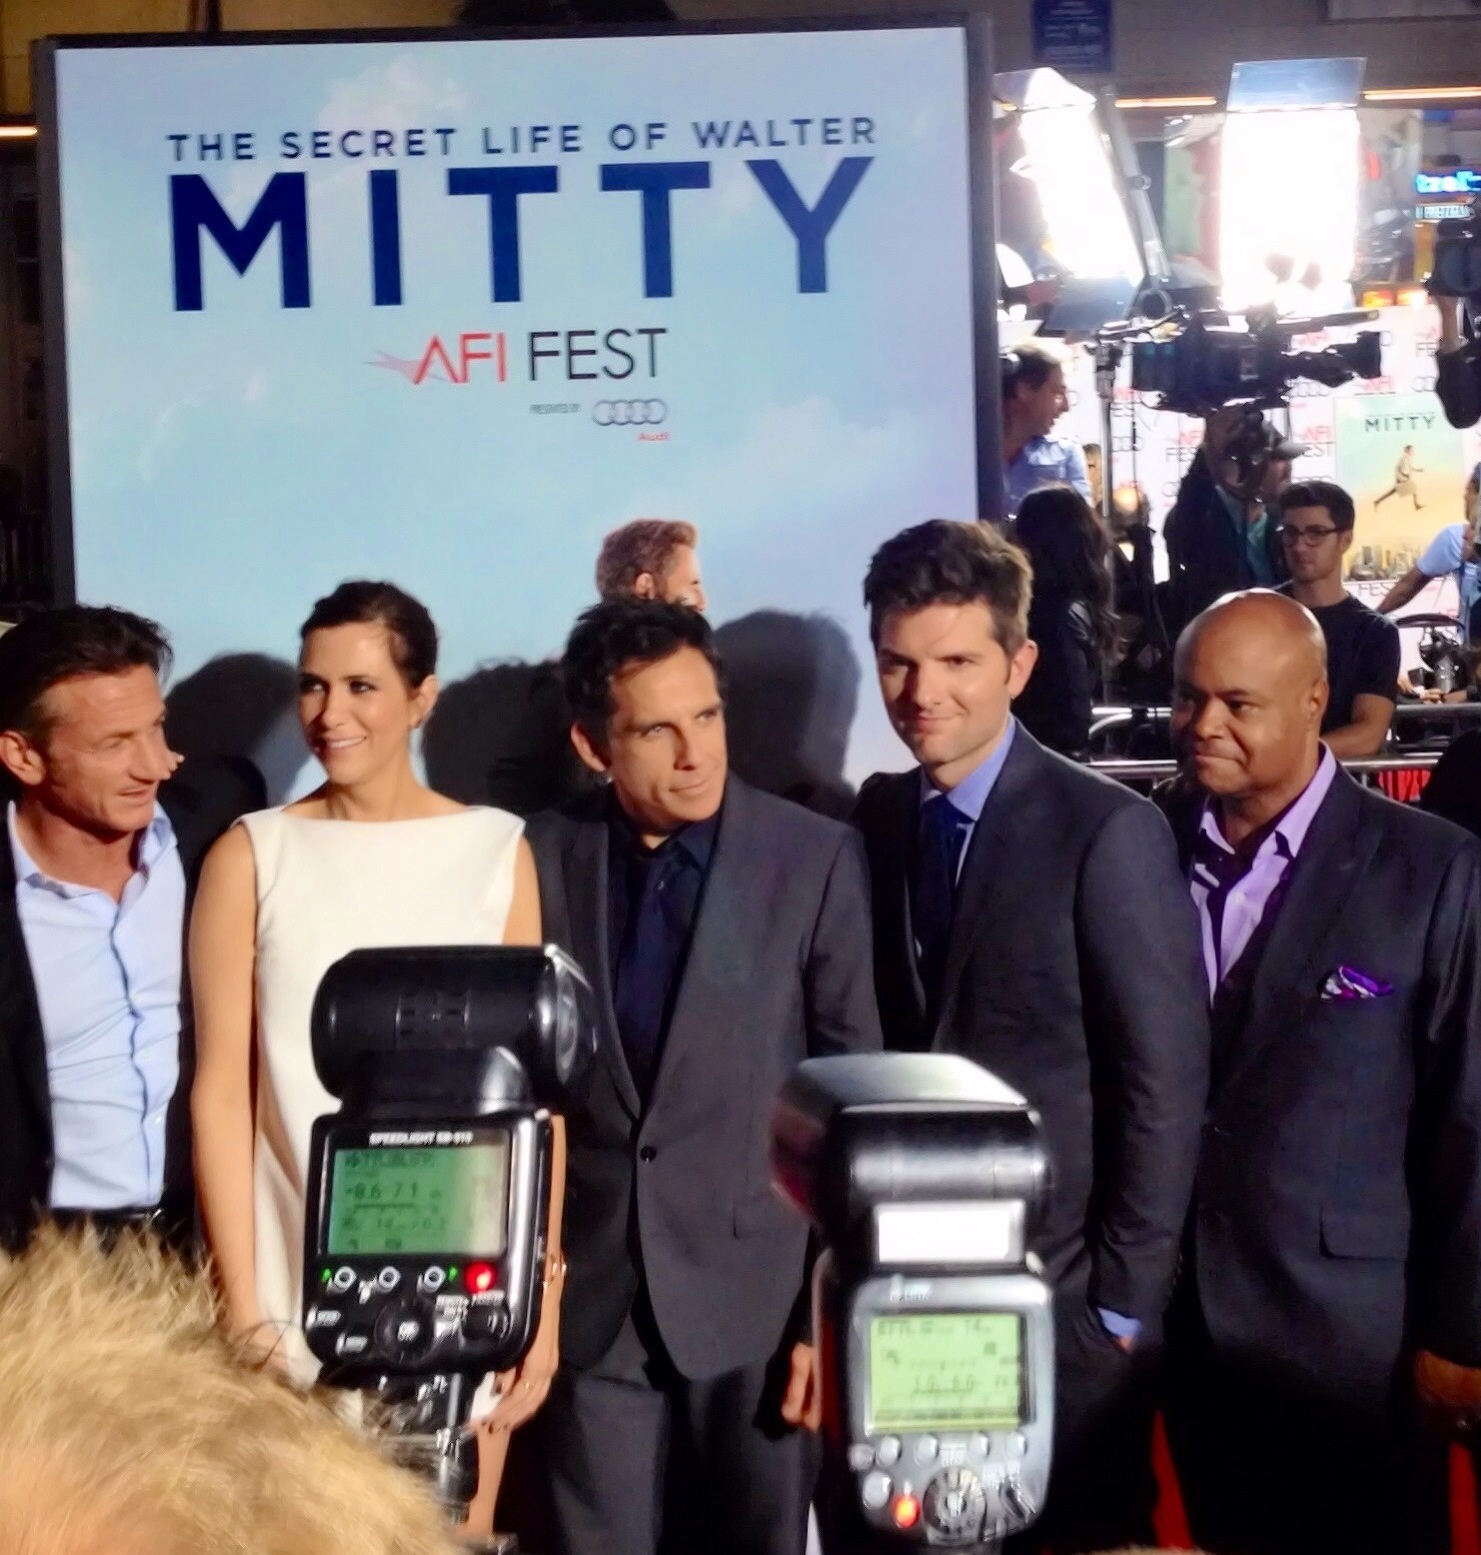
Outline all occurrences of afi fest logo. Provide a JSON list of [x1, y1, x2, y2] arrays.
[[370, 331, 507, 385]]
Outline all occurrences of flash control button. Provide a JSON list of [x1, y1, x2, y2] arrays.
[[861, 1471, 892, 1511]]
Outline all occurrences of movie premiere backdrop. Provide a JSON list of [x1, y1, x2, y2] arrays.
[[40, 26, 988, 796]]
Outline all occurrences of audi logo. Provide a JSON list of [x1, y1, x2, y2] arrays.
[[593, 399, 667, 426]]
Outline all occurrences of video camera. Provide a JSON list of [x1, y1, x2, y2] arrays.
[[1432, 214, 1481, 302], [301, 945, 596, 1529], [1129, 302, 1382, 416], [772, 1053, 1054, 1552]]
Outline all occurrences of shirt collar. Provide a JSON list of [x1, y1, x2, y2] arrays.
[[1197, 745, 1337, 863], [7, 800, 176, 896], [609, 790, 722, 872], [918, 718, 1017, 824]]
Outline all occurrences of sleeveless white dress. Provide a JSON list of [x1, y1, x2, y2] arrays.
[[239, 805, 525, 1385]]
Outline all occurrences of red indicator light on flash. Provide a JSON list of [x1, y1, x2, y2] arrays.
[[465, 1262, 496, 1295], [891, 1494, 921, 1530]]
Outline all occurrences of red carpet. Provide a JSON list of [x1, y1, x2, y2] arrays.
[[1148, 1417, 1481, 1552]]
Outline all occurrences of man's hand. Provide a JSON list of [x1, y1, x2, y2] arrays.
[[780, 1341, 823, 1431], [483, 1261, 564, 1434], [1437, 294, 1465, 352], [1414, 1348, 1481, 1431]]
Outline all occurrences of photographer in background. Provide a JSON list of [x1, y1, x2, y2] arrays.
[[1002, 338, 1092, 517], [1274, 479, 1399, 758], [1435, 295, 1480, 431], [1164, 408, 1302, 632]]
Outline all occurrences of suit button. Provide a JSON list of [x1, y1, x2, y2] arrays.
[[639, 1146, 657, 1163]]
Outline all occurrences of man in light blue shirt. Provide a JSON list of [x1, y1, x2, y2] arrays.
[[1378, 463, 1481, 635], [0, 606, 258, 1249], [8, 802, 183, 1209], [1001, 337, 1092, 518]]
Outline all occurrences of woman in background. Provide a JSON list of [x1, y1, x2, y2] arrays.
[[190, 580, 554, 1528], [1011, 484, 1119, 759]]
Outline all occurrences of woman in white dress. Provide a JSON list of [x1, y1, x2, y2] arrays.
[[189, 580, 558, 1523]]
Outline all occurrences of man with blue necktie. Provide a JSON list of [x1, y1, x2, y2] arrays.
[[526, 599, 881, 1555], [852, 520, 1210, 1553]]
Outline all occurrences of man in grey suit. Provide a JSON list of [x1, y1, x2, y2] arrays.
[[526, 599, 882, 1555], [852, 520, 1210, 1553]]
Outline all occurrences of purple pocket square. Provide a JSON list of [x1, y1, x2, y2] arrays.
[[1321, 964, 1394, 1001]]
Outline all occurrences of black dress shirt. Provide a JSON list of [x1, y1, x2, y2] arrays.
[[607, 800, 720, 1099]]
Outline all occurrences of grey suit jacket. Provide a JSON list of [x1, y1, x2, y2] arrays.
[[855, 728, 1210, 1330], [527, 776, 882, 1379]]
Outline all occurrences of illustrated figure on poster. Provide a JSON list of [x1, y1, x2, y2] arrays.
[[1374, 445, 1424, 511]]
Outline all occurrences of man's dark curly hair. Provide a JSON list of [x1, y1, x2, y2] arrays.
[[562, 598, 722, 745], [863, 520, 1032, 653]]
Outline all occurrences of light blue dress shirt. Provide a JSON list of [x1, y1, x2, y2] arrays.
[[1417, 521, 1481, 632], [921, 720, 1137, 1342], [918, 717, 1018, 873], [8, 802, 184, 1209], [1003, 434, 1092, 518]]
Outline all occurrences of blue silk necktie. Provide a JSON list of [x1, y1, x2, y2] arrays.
[[912, 794, 970, 1002]]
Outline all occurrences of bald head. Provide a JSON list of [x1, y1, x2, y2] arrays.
[[1178, 591, 1327, 683], [1172, 590, 1328, 817]]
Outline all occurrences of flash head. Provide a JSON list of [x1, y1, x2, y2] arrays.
[[773, 1054, 1055, 1552], [771, 1052, 1051, 1270], [311, 945, 597, 1113]]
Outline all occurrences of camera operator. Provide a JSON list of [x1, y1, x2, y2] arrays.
[[1002, 338, 1092, 518], [1435, 294, 1481, 431], [1164, 408, 1303, 631]]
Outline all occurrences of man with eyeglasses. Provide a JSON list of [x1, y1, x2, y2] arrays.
[[1275, 480, 1399, 758]]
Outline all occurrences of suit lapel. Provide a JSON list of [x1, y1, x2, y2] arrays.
[[933, 731, 1040, 1041], [0, 826, 52, 1163], [565, 814, 642, 1119], [876, 771, 929, 1027], [1221, 770, 1377, 1081], [651, 781, 758, 1100]]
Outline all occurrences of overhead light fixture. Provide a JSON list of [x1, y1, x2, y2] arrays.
[[992, 67, 1151, 333], [1364, 86, 1481, 103], [1217, 60, 1365, 316], [0, 125, 37, 140], [1115, 96, 1219, 110]]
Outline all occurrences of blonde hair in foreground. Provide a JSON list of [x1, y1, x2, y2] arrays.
[[0, 1228, 461, 1555]]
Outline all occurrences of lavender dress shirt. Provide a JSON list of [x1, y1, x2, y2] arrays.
[[1190, 747, 1338, 995]]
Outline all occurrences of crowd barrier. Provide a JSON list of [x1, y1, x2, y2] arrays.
[[1090, 752, 1442, 786], [1090, 702, 1481, 747]]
